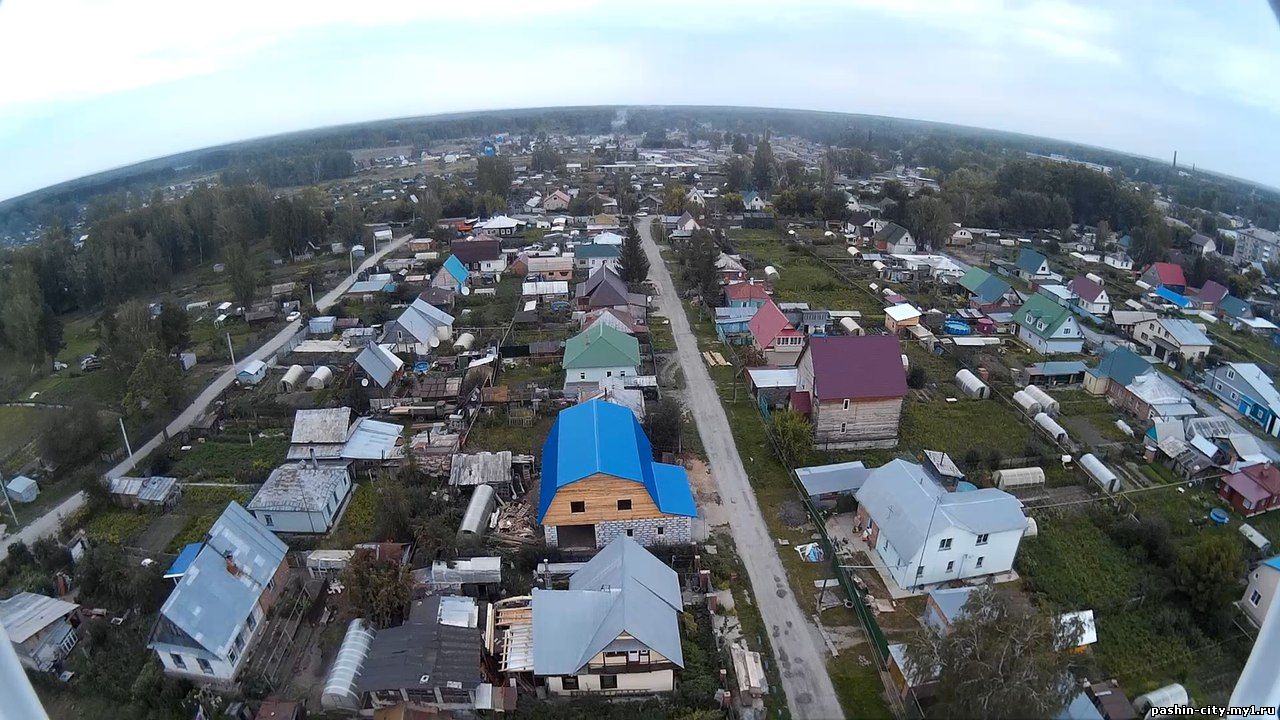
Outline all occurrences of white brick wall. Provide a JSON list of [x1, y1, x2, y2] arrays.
[[596, 517, 692, 547]]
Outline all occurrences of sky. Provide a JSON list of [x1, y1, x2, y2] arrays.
[[1, 0, 1278, 201]]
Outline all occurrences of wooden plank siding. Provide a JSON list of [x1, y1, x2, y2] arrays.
[[542, 473, 665, 527], [812, 397, 903, 449]]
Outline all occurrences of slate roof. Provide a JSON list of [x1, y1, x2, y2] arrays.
[[575, 265, 634, 308], [802, 335, 908, 401], [538, 399, 696, 521], [384, 297, 455, 345], [291, 407, 353, 445], [356, 344, 404, 388], [796, 460, 870, 497], [109, 475, 179, 503], [855, 460, 1027, 561], [249, 463, 349, 513], [531, 537, 684, 675], [562, 323, 641, 369], [154, 503, 287, 658], [1016, 248, 1049, 275], [1156, 318, 1212, 347], [1014, 293, 1073, 339], [872, 222, 910, 245]]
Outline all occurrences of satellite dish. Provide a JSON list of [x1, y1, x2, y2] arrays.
[[460, 286, 471, 296], [360, 378, 369, 387]]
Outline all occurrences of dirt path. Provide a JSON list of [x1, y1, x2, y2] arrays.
[[638, 220, 845, 720]]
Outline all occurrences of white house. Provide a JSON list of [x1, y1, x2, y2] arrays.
[[1014, 294, 1084, 355], [1067, 276, 1111, 315], [1104, 252, 1134, 271], [248, 461, 352, 533], [856, 459, 1028, 590], [150, 503, 288, 683], [1242, 556, 1280, 628], [236, 359, 267, 385]]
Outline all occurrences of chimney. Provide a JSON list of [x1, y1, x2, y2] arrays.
[[309, 446, 317, 469], [224, 552, 241, 577]]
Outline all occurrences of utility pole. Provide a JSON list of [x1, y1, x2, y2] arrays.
[[1, 476, 18, 526], [226, 333, 236, 366], [349, 249, 355, 276], [119, 417, 134, 459]]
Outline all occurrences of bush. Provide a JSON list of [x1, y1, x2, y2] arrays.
[[907, 366, 928, 389]]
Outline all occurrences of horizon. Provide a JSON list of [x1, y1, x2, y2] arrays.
[[1, 0, 1278, 201]]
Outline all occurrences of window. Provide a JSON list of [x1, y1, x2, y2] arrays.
[[976, 556, 984, 569], [617, 499, 632, 511], [1232, 392, 1239, 401], [170, 653, 186, 670], [263, 514, 273, 527], [915, 566, 924, 578], [600, 675, 619, 690], [946, 561, 955, 573], [938, 538, 952, 551], [234, 631, 245, 650], [1251, 590, 1263, 606], [626, 529, 634, 537], [606, 371, 613, 377], [332, 490, 338, 504], [323, 501, 330, 516], [842, 399, 850, 410], [840, 422, 847, 433], [656, 526, 664, 536], [561, 676, 579, 691], [975, 533, 989, 546], [228, 649, 238, 664], [570, 501, 586, 513], [579, 372, 586, 380], [197, 658, 213, 675], [1228, 369, 1236, 380], [246, 613, 257, 630], [1216, 382, 1223, 390]]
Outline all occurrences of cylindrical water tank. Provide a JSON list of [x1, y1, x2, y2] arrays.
[[1024, 385, 1059, 414], [1013, 390, 1041, 415], [1034, 412, 1069, 443], [307, 366, 334, 390], [280, 365, 306, 392], [453, 332, 476, 351], [1133, 684, 1189, 715]]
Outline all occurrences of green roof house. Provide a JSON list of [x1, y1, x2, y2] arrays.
[[563, 323, 641, 390], [1014, 293, 1083, 355]]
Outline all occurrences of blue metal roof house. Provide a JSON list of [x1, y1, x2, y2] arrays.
[[539, 399, 696, 549], [431, 254, 470, 293], [149, 502, 289, 683]]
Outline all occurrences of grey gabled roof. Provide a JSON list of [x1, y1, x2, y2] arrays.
[[356, 344, 404, 388], [796, 460, 869, 497], [383, 298, 455, 345], [532, 537, 684, 675], [0, 593, 78, 644], [855, 460, 1026, 561], [156, 503, 287, 657], [249, 463, 349, 513], [291, 407, 353, 445]]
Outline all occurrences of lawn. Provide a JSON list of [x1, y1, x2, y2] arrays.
[[464, 413, 555, 455], [0, 405, 52, 471], [728, 230, 885, 318], [169, 434, 289, 482], [320, 481, 376, 549]]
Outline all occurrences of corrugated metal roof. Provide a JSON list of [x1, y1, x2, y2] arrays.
[[109, 476, 179, 503], [539, 399, 696, 521], [156, 503, 287, 657], [356, 344, 403, 388], [795, 460, 869, 497], [164, 542, 204, 579], [562, 323, 640, 369], [342, 418, 402, 461], [291, 407, 353, 445], [0, 593, 78, 644], [532, 537, 684, 675], [249, 462, 350, 513]]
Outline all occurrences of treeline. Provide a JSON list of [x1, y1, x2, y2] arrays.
[[220, 150, 354, 188]]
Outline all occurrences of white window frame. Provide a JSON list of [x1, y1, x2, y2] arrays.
[[1250, 590, 1263, 606], [938, 538, 952, 551], [976, 533, 989, 546]]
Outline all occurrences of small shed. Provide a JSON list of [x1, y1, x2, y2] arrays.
[[1080, 453, 1120, 493], [1034, 412, 1069, 444], [954, 369, 990, 399], [5, 475, 38, 503], [458, 484, 497, 540], [108, 476, 181, 509], [280, 365, 307, 392], [237, 359, 267, 385], [993, 467, 1046, 491], [309, 316, 337, 335], [884, 303, 923, 334]]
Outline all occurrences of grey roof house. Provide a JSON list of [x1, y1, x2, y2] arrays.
[[248, 461, 353, 534], [0, 592, 80, 671], [150, 502, 289, 683], [531, 536, 685, 695]]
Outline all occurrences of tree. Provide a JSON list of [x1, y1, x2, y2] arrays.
[[905, 587, 1079, 720], [662, 183, 688, 216], [907, 366, 927, 389], [1094, 219, 1112, 253], [904, 196, 954, 250], [40, 407, 107, 470], [156, 303, 190, 352], [1174, 533, 1244, 618], [680, 230, 719, 301], [724, 156, 750, 192], [645, 398, 684, 456], [751, 134, 776, 193], [818, 189, 850, 222], [770, 409, 812, 467], [530, 147, 563, 174], [618, 225, 651, 284], [340, 551, 411, 628], [730, 134, 749, 154], [125, 347, 182, 418], [104, 299, 157, 372], [1, 260, 53, 361], [224, 243, 258, 309], [476, 155, 514, 199]]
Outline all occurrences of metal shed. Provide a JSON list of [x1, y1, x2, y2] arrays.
[[1034, 412, 1069, 444], [458, 484, 496, 540], [1013, 390, 1042, 415], [954, 369, 991, 399], [321, 619, 375, 711], [1023, 385, 1059, 415], [5, 475, 38, 503], [993, 467, 1046, 491], [279, 364, 306, 392], [307, 365, 334, 390], [1080, 453, 1120, 493]]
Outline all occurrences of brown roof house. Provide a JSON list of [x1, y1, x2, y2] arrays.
[[791, 335, 909, 450]]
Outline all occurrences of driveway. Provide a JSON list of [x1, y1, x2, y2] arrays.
[[0, 234, 412, 562], [638, 221, 845, 719]]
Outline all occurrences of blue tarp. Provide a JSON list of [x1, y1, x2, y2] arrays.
[[164, 542, 204, 579], [539, 399, 697, 521]]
